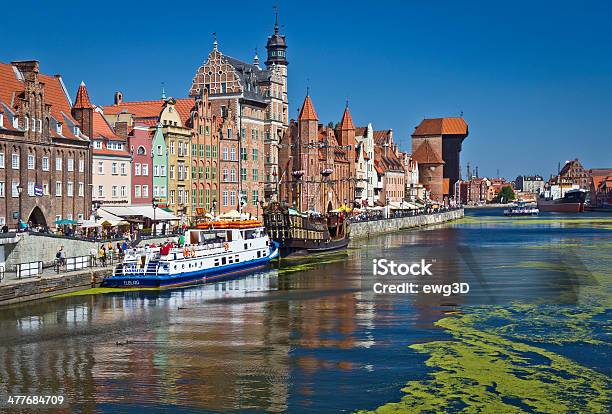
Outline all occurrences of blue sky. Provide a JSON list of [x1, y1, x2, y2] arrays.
[[3, 0, 611, 179]]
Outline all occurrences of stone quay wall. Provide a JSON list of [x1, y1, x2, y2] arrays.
[[349, 209, 464, 240], [4, 233, 176, 271]]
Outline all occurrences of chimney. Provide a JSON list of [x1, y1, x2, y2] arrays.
[[114, 91, 123, 105], [115, 121, 128, 138]]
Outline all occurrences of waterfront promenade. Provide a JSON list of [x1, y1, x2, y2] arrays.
[[0, 209, 464, 307]]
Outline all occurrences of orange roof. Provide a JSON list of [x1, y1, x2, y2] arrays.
[[373, 130, 391, 144], [101, 98, 194, 124], [339, 106, 355, 130], [413, 117, 468, 136], [92, 110, 121, 140], [355, 127, 366, 136], [412, 139, 444, 165], [0, 62, 83, 140], [73, 81, 93, 109], [298, 95, 318, 121]]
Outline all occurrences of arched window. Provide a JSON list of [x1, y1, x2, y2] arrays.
[[137, 146, 146, 155]]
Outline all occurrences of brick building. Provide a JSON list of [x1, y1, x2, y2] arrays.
[[278, 95, 354, 213], [0, 61, 92, 229], [189, 17, 289, 213], [557, 159, 590, 190], [411, 117, 468, 202]]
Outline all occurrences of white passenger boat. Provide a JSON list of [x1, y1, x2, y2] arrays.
[[504, 202, 539, 216], [101, 220, 279, 288]]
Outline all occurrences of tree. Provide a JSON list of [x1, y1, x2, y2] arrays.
[[495, 186, 515, 203]]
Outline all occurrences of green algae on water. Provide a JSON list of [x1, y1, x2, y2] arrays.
[[358, 312, 610, 414]]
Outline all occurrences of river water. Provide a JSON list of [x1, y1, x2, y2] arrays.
[[0, 209, 610, 413]]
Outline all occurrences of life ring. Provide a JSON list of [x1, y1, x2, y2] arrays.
[[223, 242, 229, 251]]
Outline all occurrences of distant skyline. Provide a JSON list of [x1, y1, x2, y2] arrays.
[[2, 0, 611, 179]]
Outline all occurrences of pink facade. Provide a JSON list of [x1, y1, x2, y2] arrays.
[[129, 125, 153, 205]]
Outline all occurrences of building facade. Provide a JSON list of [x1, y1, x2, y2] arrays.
[[515, 175, 544, 194], [412, 117, 468, 202], [0, 61, 92, 228], [91, 109, 131, 205], [189, 17, 289, 213], [129, 125, 153, 205], [373, 130, 405, 205], [278, 95, 354, 213], [355, 124, 375, 206], [151, 124, 168, 205]]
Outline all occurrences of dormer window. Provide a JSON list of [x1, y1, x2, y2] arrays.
[[56, 123, 63, 135], [73, 126, 80, 135], [93, 140, 102, 149], [13, 116, 18, 129]]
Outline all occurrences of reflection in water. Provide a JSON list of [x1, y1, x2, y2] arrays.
[[0, 210, 609, 413]]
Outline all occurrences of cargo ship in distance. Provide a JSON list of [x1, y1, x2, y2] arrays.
[[101, 220, 279, 288], [537, 189, 586, 213]]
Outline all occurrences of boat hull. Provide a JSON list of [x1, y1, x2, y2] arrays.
[[101, 244, 279, 288], [537, 201, 584, 213], [278, 236, 350, 257]]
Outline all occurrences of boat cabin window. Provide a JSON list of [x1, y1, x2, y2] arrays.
[[226, 231, 233, 242], [257, 251, 261, 258], [244, 243, 248, 250], [235, 255, 239, 262], [214, 258, 219, 267], [222, 257, 227, 265], [245, 229, 257, 239], [228, 256, 234, 264]]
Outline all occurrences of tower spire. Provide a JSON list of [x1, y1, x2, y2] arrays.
[[161, 82, 166, 100], [273, 5, 279, 34], [212, 32, 218, 51]]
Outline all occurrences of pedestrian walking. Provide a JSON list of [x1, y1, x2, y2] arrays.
[[90, 247, 97, 267], [99, 246, 107, 267]]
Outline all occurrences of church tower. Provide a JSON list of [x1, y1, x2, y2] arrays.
[[265, 11, 288, 126]]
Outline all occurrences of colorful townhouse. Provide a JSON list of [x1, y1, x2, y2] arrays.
[[129, 124, 153, 205]]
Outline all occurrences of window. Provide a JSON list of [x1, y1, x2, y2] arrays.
[[154, 165, 159, 176], [135, 163, 141, 175], [230, 168, 236, 182], [252, 149, 258, 161], [67, 158, 74, 172], [212, 145, 217, 159], [241, 168, 247, 181], [12, 181, 19, 197], [170, 190, 175, 205], [13, 117, 19, 129], [169, 166, 175, 179], [55, 181, 62, 196], [230, 191, 236, 206], [230, 147, 236, 161], [227, 128, 232, 139], [94, 140, 102, 149], [12, 153, 19, 169], [170, 141, 175, 154], [206, 145, 211, 158], [160, 165, 166, 177], [192, 144, 197, 157], [112, 186, 118, 198], [241, 148, 247, 160], [222, 190, 228, 206], [252, 168, 259, 182], [135, 185, 141, 198], [121, 186, 127, 198], [223, 168, 228, 182], [157, 145, 162, 155], [43, 183, 49, 195], [27, 154, 35, 170], [55, 157, 62, 171], [199, 166, 204, 179], [206, 166, 210, 179], [120, 163, 127, 175], [67, 182, 73, 197], [192, 189, 196, 205], [142, 164, 148, 176], [192, 166, 197, 180], [111, 162, 118, 175], [0, 153, 4, 168], [0, 217, 4, 226], [78, 182, 84, 197], [79, 159, 85, 172], [137, 146, 146, 155], [212, 167, 217, 180], [27, 182, 34, 196], [142, 185, 149, 197], [98, 161, 104, 175], [199, 144, 204, 157], [0, 182, 4, 197], [223, 147, 228, 161], [160, 186, 166, 196]]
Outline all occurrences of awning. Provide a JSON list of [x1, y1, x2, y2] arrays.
[[78, 219, 102, 228], [101, 206, 179, 221]]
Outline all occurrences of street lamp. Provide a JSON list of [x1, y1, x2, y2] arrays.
[[17, 184, 23, 230], [211, 198, 217, 217], [152, 197, 158, 235]]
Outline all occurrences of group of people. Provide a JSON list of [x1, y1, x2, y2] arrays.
[[91, 240, 132, 267]]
